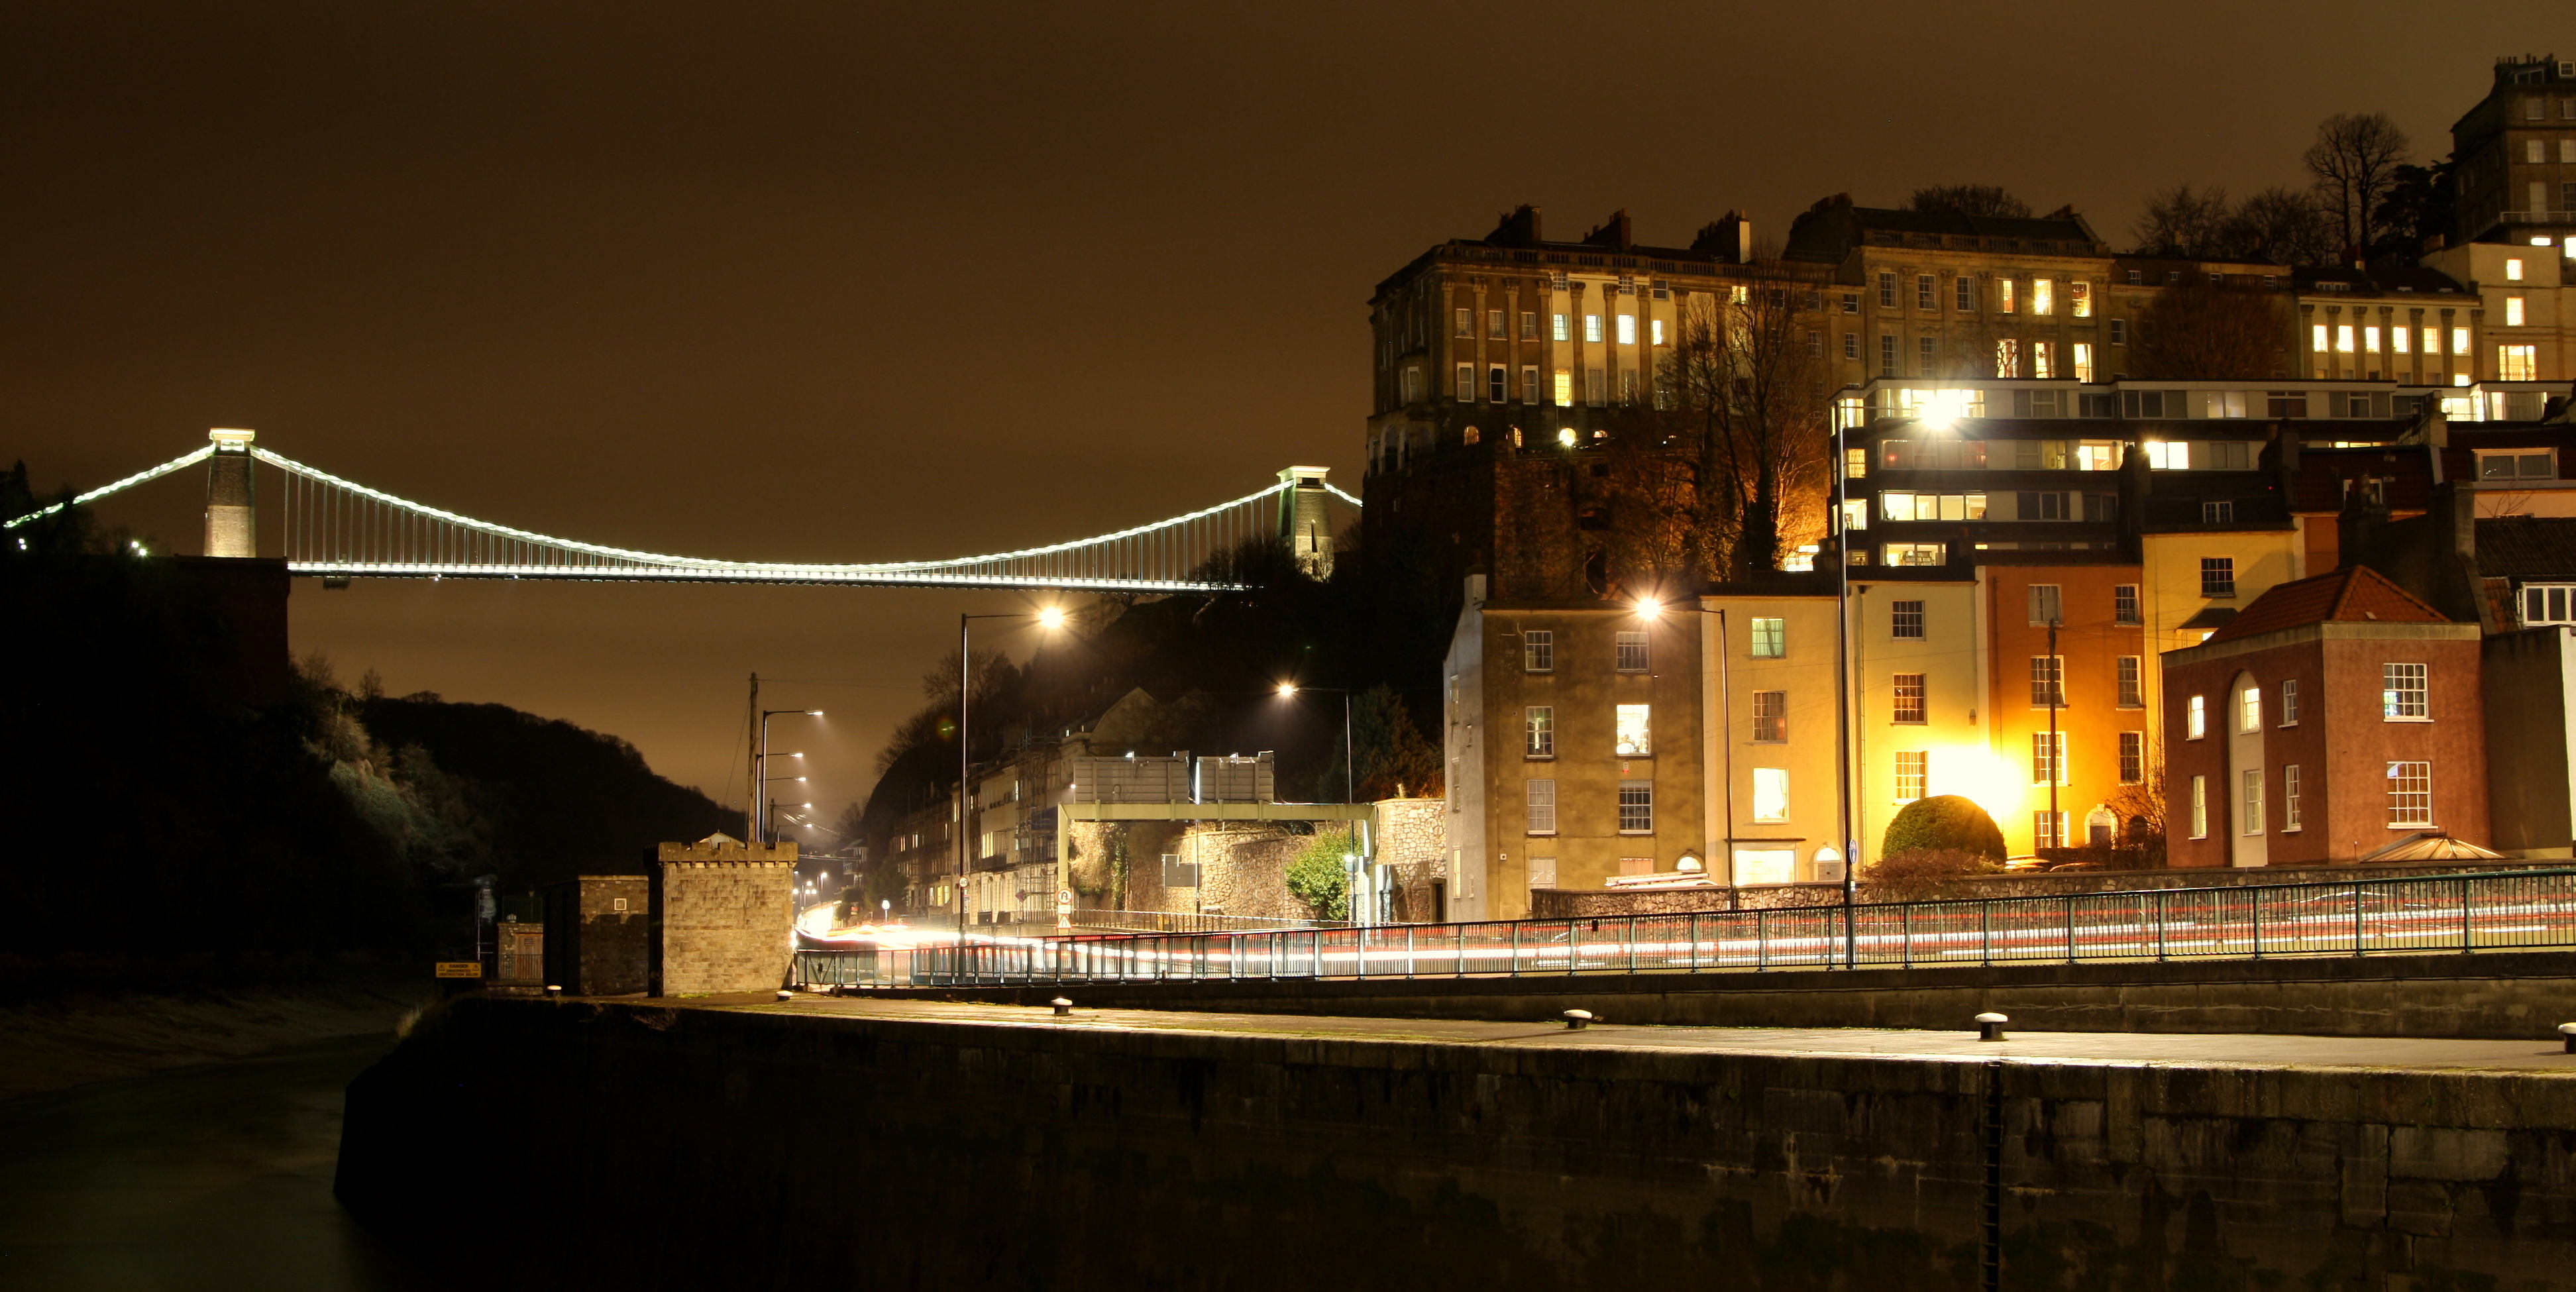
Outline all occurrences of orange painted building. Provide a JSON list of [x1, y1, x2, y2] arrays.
[[1982, 562, 2151, 853]]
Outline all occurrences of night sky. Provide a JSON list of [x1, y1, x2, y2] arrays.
[[1, 3, 2551, 830]]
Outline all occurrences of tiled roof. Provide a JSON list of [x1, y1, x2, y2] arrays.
[[2475, 517, 2576, 581], [2204, 565, 2453, 643]]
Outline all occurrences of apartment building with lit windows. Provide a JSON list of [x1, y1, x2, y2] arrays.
[[2451, 54, 2576, 248]]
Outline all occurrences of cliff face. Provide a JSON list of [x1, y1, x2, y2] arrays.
[[339, 995, 2576, 1291]]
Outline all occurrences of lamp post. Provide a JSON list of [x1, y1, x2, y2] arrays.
[[955, 606, 1067, 949], [1633, 597, 1731, 886], [757, 711, 822, 846], [1279, 682, 1362, 924]]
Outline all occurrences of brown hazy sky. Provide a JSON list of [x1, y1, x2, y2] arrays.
[[3, 2, 2556, 831]]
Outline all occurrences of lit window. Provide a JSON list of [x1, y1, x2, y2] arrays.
[[1522, 629, 1553, 672], [1998, 278, 2016, 313], [2190, 775, 2208, 837], [2070, 281, 2092, 317], [1553, 369, 1573, 406], [1891, 673, 1925, 724], [2312, 323, 2330, 352], [2501, 345, 2539, 380], [1552, 313, 1570, 342], [1750, 691, 1786, 743], [2382, 663, 2428, 720], [1523, 706, 1554, 758], [2119, 731, 2145, 784], [1845, 447, 1868, 478], [1616, 704, 1653, 756], [2453, 328, 2471, 355], [2029, 655, 2065, 707], [1891, 600, 1925, 639], [2387, 761, 2432, 827], [2033, 341, 2055, 378], [1995, 338, 2020, 377], [1619, 781, 1655, 833], [2335, 325, 2355, 353], [2394, 326, 2412, 354], [2365, 325, 2382, 352], [1616, 314, 1637, 345], [1882, 542, 1947, 566], [2031, 731, 2066, 786], [1651, 317, 1666, 346], [2282, 765, 2302, 830], [1894, 751, 1927, 803], [1583, 314, 1603, 343], [2118, 656, 2143, 708], [2186, 694, 2206, 739], [2239, 684, 2262, 733], [2508, 296, 2528, 326], [2072, 342, 2095, 382], [1525, 779, 1557, 835], [1749, 618, 1785, 658], [1615, 631, 1649, 672], [2424, 327, 2440, 355], [2201, 557, 2235, 598], [2033, 278, 2055, 315], [2241, 769, 2265, 835], [1723, 768, 1780, 828], [2508, 258, 2526, 282]]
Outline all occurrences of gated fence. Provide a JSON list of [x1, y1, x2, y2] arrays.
[[789, 868, 2576, 991]]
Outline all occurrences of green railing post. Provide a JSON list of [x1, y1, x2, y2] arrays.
[[1512, 921, 1523, 977], [1629, 915, 1640, 974], [2251, 889, 2263, 959]]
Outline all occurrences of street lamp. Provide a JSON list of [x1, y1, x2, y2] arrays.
[[956, 606, 1067, 947], [1273, 682, 1356, 804], [757, 710, 822, 846], [1632, 597, 1733, 887]]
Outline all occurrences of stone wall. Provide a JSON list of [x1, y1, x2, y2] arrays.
[[543, 875, 649, 996], [649, 840, 793, 996], [339, 995, 2576, 1289], [1372, 796, 1446, 922]]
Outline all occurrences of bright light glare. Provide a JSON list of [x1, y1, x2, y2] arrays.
[[1276, 682, 1299, 697], [1038, 606, 1067, 629], [1919, 388, 1974, 431], [806, 709, 824, 716], [1633, 596, 1662, 620]]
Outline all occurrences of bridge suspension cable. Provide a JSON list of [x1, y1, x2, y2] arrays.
[[8, 438, 1358, 594]]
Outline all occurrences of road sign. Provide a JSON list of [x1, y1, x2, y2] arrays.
[[1057, 888, 1073, 904], [434, 961, 483, 979]]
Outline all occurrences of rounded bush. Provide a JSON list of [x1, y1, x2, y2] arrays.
[[1881, 795, 2006, 861]]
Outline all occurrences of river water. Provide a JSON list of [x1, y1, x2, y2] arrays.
[[0, 1034, 439, 1291]]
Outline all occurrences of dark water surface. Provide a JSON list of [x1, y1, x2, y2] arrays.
[[0, 1034, 439, 1292]]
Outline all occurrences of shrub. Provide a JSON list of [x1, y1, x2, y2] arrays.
[[1285, 835, 1351, 922], [1881, 795, 2006, 861]]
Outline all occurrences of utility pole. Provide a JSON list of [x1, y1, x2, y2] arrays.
[[2047, 616, 2062, 851], [745, 673, 760, 842]]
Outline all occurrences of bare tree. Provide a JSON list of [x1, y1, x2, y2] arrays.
[[2131, 184, 2234, 256], [2102, 733, 2167, 867], [2131, 274, 2290, 380], [1904, 184, 2033, 219], [2225, 186, 2339, 266], [1658, 268, 1834, 582], [2304, 112, 2412, 259]]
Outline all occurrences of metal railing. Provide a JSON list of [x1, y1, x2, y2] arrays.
[[788, 869, 2576, 989], [1058, 908, 1351, 936]]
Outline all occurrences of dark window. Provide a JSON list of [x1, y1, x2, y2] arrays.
[[1891, 600, 1925, 639]]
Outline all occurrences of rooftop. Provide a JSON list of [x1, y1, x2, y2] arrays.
[[2205, 564, 2453, 643], [2475, 517, 2576, 581]]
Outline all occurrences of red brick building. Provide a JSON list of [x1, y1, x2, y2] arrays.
[[2161, 565, 2489, 867]]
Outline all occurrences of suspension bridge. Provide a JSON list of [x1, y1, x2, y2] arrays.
[[7, 430, 1360, 594]]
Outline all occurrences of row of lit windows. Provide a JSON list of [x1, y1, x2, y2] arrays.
[[2313, 324, 2471, 356], [1452, 307, 1672, 347], [1870, 273, 2092, 317], [2186, 762, 2430, 837], [2182, 667, 2426, 741]]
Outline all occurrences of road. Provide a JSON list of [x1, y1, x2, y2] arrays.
[[0, 1034, 437, 1292]]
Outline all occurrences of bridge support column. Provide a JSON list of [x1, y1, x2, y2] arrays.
[[204, 428, 257, 557], [1275, 466, 1332, 579]]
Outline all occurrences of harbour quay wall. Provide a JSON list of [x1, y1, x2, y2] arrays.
[[337, 996, 2576, 1289], [862, 948, 2576, 1040]]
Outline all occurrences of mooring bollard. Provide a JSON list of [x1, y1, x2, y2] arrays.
[[1562, 1009, 1594, 1030], [1052, 997, 1073, 1017], [775, 989, 794, 1001], [544, 985, 562, 998], [2559, 1022, 2576, 1053], [1976, 1012, 2010, 1043]]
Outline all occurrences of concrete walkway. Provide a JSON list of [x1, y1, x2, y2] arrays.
[[716, 993, 2576, 1073]]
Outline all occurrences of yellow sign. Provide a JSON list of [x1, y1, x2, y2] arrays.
[[434, 961, 483, 979]]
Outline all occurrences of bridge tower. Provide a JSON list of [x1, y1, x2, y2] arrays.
[[204, 428, 258, 557], [1275, 466, 1334, 579]]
